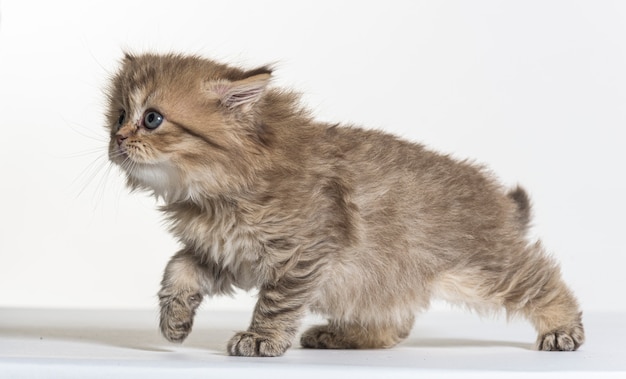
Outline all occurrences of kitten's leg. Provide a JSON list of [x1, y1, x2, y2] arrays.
[[526, 279, 584, 351], [227, 269, 315, 357], [158, 249, 209, 343], [502, 242, 585, 351], [301, 314, 415, 349]]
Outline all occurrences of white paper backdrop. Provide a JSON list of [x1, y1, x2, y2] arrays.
[[0, 0, 624, 312]]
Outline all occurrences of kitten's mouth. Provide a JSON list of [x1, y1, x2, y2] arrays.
[[111, 145, 130, 164], [118, 148, 129, 160], [111, 145, 143, 173]]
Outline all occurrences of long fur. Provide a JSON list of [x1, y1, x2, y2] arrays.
[[106, 53, 584, 356]]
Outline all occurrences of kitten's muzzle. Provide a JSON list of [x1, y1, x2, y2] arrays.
[[116, 134, 128, 146]]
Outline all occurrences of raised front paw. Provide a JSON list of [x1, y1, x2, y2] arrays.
[[227, 331, 291, 357], [159, 292, 203, 343], [537, 324, 585, 351]]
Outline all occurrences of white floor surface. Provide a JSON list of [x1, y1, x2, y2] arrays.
[[0, 308, 623, 378]]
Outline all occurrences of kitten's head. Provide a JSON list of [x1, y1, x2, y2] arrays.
[[105, 53, 273, 201]]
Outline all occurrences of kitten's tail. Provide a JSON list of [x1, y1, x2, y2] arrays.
[[507, 185, 532, 230]]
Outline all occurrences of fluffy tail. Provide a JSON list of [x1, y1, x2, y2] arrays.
[[507, 185, 532, 230]]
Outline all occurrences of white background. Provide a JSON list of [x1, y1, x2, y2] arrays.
[[0, 0, 624, 313]]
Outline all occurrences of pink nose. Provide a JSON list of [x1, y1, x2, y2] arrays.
[[116, 135, 128, 146]]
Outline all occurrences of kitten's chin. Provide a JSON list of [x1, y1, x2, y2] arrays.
[[125, 163, 189, 201]]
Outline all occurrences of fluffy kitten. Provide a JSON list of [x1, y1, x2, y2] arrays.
[[106, 53, 584, 356]]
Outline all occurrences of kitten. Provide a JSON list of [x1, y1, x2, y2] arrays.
[[106, 53, 584, 356]]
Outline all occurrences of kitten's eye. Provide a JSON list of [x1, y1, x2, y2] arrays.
[[143, 110, 164, 130], [116, 110, 126, 129]]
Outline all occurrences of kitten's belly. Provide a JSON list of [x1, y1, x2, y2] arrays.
[[307, 238, 434, 323], [309, 263, 420, 323]]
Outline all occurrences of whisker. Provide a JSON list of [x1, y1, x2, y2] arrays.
[[62, 116, 111, 144], [63, 148, 107, 159], [109, 151, 128, 160], [73, 155, 111, 198], [91, 161, 116, 207]]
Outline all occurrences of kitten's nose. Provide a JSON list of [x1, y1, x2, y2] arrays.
[[116, 135, 128, 146]]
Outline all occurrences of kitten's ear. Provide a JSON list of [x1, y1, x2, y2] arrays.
[[204, 72, 271, 112]]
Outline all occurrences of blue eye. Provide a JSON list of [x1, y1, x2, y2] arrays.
[[143, 110, 164, 130]]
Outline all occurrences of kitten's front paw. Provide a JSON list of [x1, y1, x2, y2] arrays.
[[227, 331, 291, 357], [537, 324, 585, 351], [159, 292, 203, 343]]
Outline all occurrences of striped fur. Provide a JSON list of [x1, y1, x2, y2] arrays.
[[106, 53, 584, 356]]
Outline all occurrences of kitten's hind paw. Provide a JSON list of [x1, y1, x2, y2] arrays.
[[301, 325, 353, 349], [227, 331, 291, 357], [159, 292, 202, 343], [537, 324, 585, 351]]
